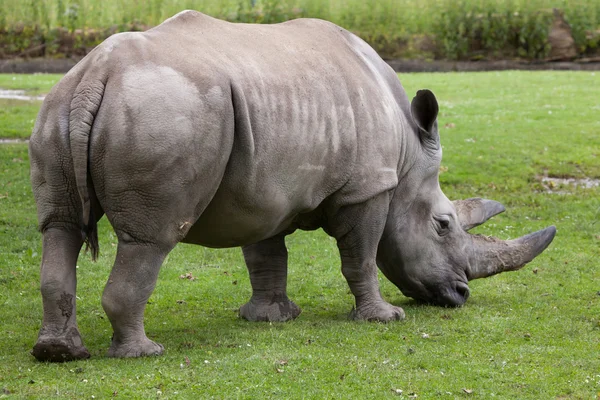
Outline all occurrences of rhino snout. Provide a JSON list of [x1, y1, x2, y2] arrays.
[[434, 282, 470, 307], [400, 280, 470, 307]]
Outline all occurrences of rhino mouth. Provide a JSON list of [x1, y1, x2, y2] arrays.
[[398, 280, 470, 307], [433, 281, 470, 307]]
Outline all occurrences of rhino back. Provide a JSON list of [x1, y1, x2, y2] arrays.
[[70, 11, 409, 247]]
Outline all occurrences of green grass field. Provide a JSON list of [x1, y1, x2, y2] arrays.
[[0, 71, 599, 399]]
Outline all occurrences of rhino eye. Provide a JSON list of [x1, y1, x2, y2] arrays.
[[435, 215, 451, 233]]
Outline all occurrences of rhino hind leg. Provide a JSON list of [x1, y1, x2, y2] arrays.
[[327, 193, 405, 322], [102, 242, 170, 358], [32, 227, 90, 362], [239, 235, 301, 322]]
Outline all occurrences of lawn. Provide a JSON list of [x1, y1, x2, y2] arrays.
[[0, 71, 598, 399], [0, 74, 61, 139]]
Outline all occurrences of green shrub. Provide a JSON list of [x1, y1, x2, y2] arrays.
[[0, 0, 598, 60], [431, 2, 471, 60], [0, 24, 45, 57], [430, 1, 557, 60], [564, 1, 600, 54], [226, 0, 306, 24], [0, 0, 6, 32], [515, 10, 554, 59]]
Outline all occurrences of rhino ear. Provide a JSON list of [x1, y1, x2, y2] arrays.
[[453, 198, 505, 231], [411, 89, 439, 146]]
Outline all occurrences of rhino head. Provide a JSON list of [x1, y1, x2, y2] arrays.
[[376, 89, 556, 307]]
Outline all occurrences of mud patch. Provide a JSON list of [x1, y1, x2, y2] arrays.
[[57, 292, 73, 320], [540, 176, 600, 193], [0, 89, 45, 101], [0, 138, 29, 144]]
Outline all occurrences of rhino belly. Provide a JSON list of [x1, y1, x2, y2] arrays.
[[181, 185, 307, 248]]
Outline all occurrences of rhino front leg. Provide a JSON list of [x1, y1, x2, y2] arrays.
[[102, 242, 169, 358], [239, 235, 301, 322], [32, 227, 90, 362], [328, 193, 405, 322]]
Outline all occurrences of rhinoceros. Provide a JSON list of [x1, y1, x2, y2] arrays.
[[29, 10, 556, 361]]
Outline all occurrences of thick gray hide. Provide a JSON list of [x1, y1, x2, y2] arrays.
[[29, 11, 555, 362]]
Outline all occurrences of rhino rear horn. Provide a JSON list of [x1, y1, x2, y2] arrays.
[[453, 198, 505, 231], [467, 226, 556, 280]]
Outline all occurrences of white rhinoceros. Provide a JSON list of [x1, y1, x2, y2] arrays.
[[29, 11, 555, 361]]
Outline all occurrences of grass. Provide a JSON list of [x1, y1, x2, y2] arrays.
[[0, 71, 599, 399], [0, 100, 41, 139], [0, 74, 62, 139]]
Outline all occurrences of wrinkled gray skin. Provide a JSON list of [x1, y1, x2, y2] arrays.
[[29, 11, 556, 362]]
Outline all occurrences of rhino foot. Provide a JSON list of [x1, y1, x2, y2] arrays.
[[349, 301, 405, 322], [239, 296, 301, 322], [107, 337, 164, 358], [32, 326, 90, 362]]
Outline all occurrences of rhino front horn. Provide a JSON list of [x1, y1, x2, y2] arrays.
[[467, 226, 556, 280], [453, 198, 505, 231]]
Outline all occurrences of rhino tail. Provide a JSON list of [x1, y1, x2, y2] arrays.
[[68, 78, 106, 261]]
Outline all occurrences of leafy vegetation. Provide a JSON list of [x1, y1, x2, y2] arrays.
[[0, 0, 599, 60], [0, 71, 599, 398]]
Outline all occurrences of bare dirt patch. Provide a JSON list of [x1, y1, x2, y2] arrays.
[[540, 176, 600, 193], [0, 89, 45, 101], [0, 139, 29, 144]]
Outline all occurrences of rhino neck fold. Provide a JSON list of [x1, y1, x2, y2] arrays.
[[387, 121, 427, 220]]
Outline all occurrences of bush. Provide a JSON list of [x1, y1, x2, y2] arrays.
[[0, 0, 598, 61]]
